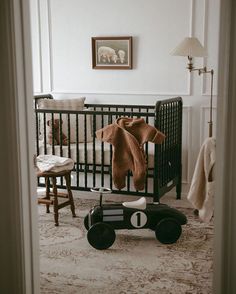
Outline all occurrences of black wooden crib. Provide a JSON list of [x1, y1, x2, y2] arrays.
[[34, 95, 182, 202]]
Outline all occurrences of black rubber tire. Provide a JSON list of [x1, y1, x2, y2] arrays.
[[87, 222, 116, 250], [84, 214, 89, 231], [155, 217, 182, 244]]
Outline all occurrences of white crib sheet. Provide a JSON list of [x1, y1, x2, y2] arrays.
[[38, 139, 155, 168]]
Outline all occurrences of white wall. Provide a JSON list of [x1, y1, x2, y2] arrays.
[[30, 0, 220, 192]]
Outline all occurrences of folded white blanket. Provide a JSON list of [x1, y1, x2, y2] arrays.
[[37, 155, 74, 173]]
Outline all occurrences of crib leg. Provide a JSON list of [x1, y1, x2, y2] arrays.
[[45, 177, 50, 213], [176, 163, 182, 199], [176, 180, 181, 199], [176, 183, 181, 199]]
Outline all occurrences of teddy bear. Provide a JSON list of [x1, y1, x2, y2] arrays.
[[47, 119, 68, 145]]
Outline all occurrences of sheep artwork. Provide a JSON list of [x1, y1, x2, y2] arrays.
[[98, 46, 118, 63], [118, 50, 126, 63]]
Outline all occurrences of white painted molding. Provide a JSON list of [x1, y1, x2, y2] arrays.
[[36, 0, 43, 92], [180, 106, 192, 184], [202, 0, 208, 95], [38, 0, 52, 92], [34, 0, 222, 98], [46, 0, 193, 96], [201, 0, 218, 97], [184, 106, 192, 184], [47, 0, 53, 92], [32, 0, 43, 93], [50, 88, 191, 96]]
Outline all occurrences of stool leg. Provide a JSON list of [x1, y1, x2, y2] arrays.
[[45, 177, 50, 213], [52, 177, 59, 226], [65, 173, 76, 217]]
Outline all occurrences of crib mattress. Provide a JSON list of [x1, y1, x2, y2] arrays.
[[38, 139, 155, 168]]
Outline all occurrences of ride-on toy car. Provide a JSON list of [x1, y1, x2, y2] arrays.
[[84, 188, 187, 250]]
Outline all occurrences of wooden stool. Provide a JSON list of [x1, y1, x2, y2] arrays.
[[37, 169, 76, 226]]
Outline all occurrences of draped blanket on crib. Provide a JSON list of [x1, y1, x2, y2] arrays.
[[187, 137, 216, 222]]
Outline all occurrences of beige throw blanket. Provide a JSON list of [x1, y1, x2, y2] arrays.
[[187, 137, 216, 222]]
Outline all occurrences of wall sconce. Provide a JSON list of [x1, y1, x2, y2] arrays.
[[171, 37, 214, 137]]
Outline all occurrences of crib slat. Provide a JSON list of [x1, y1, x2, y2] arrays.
[[76, 113, 80, 188], [59, 113, 63, 186], [51, 113, 55, 155], [163, 104, 167, 186], [127, 171, 130, 193], [161, 106, 165, 189], [177, 100, 183, 198], [170, 103, 173, 182], [92, 113, 96, 188], [126, 109, 133, 190], [67, 114, 71, 159], [101, 111, 105, 187], [131, 107, 134, 118], [43, 113, 47, 155], [172, 102, 176, 177], [153, 102, 162, 200], [84, 114, 88, 188], [171, 103, 175, 179], [36, 111, 39, 156], [169, 103, 173, 181], [166, 104, 170, 185], [108, 111, 113, 190], [59, 113, 63, 157], [145, 108, 149, 195], [165, 104, 169, 184]]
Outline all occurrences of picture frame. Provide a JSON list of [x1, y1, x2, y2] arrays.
[[91, 36, 132, 69]]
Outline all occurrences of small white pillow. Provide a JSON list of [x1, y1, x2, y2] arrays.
[[38, 97, 85, 111], [38, 98, 93, 143]]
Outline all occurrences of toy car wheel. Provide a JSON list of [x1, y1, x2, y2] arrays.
[[87, 222, 116, 250], [155, 217, 182, 244], [84, 214, 89, 231]]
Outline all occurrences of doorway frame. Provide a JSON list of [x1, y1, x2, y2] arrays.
[[213, 0, 236, 293], [1, 0, 236, 293], [0, 0, 39, 292]]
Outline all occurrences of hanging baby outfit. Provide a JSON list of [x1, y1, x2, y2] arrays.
[[96, 117, 165, 191]]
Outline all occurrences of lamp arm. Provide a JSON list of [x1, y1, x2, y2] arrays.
[[190, 66, 213, 75], [188, 65, 214, 137]]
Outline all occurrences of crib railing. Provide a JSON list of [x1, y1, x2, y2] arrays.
[[34, 96, 182, 201]]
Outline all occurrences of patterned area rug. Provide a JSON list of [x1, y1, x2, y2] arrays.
[[38, 195, 213, 294]]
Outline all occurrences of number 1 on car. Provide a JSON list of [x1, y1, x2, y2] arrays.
[[130, 211, 147, 228]]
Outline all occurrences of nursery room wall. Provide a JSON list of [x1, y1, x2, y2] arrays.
[[30, 0, 220, 194]]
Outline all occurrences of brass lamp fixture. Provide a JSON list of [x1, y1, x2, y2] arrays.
[[171, 37, 214, 137]]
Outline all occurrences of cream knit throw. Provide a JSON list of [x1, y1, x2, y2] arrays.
[[187, 137, 216, 222]]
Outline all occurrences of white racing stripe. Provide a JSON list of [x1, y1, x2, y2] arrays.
[[103, 209, 123, 216], [103, 216, 124, 221]]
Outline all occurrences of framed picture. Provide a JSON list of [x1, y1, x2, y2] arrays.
[[92, 36, 132, 69]]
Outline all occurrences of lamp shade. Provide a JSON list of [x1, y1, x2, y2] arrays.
[[171, 37, 207, 57]]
